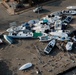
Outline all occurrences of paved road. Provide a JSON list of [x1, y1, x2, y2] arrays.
[[0, 0, 76, 30]]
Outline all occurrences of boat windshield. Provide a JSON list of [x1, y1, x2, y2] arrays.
[[49, 45, 53, 48]]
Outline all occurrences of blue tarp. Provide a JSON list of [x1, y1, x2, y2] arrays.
[[28, 19, 39, 25], [22, 23, 29, 27], [43, 19, 48, 23]]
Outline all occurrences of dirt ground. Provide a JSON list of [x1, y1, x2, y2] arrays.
[[0, 0, 76, 75]]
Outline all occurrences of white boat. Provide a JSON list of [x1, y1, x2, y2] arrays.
[[8, 31, 33, 38], [3, 35, 14, 44], [44, 39, 56, 54], [19, 63, 32, 71], [6, 25, 27, 32], [61, 10, 76, 15], [0, 39, 3, 44], [66, 42, 73, 51], [72, 36, 76, 41], [66, 6, 76, 10], [55, 36, 70, 41], [39, 35, 53, 42], [32, 24, 50, 33], [54, 20, 62, 30], [50, 30, 68, 38]]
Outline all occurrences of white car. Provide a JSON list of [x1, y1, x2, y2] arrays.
[[33, 6, 43, 13]]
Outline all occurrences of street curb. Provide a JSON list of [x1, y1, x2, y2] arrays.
[[17, 0, 57, 15], [2, 0, 57, 15]]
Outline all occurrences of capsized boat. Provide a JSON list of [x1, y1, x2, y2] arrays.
[[44, 39, 56, 54], [19, 63, 32, 71], [3, 35, 14, 44]]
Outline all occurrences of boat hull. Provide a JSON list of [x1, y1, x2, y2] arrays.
[[3, 35, 14, 44], [19, 63, 32, 70]]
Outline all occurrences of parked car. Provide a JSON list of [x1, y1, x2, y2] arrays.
[[33, 6, 43, 13]]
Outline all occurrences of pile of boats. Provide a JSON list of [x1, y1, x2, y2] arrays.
[[1, 6, 76, 54]]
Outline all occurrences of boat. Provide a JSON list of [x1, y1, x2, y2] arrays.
[[32, 24, 50, 33], [66, 6, 76, 10], [44, 39, 56, 54], [61, 10, 76, 15], [19, 63, 32, 71], [0, 39, 3, 44], [39, 35, 53, 42], [8, 31, 33, 38], [54, 20, 62, 30], [65, 42, 73, 51], [3, 35, 14, 44], [72, 36, 76, 41], [50, 30, 68, 38], [55, 36, 70, 41]]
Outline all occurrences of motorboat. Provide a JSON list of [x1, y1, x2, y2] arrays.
[[8, 31, 33, 38], [3, 35, 14, 44], [54, 20, 62, 30], [32, 24, 50, 33], [39, 35, 53, 42], [66, 42, 73, 51], [54, 36, 70, 41], [19, 63, 32, 71], [66, 6, 76, 10], [0, 39, 3, 44], [50, 30, 68, 38], [61, 10, 76, 15], [44, 39, 56, 54], [72, 36, 76, 41]]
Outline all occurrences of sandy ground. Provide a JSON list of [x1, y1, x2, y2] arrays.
[[0, 0, 76, 75]]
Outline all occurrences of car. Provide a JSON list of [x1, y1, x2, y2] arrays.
[[33, 6, 43, 13]]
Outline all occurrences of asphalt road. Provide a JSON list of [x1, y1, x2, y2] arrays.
[[0, 0, 76, 30]]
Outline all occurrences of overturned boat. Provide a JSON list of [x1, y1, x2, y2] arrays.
[[19, 63, 32, 71]]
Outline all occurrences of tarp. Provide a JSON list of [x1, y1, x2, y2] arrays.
[[22, 23, 29, 27], [43, 19, 48, 23], [28, 19, 39, 25], [33, 32, 42, 38]]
